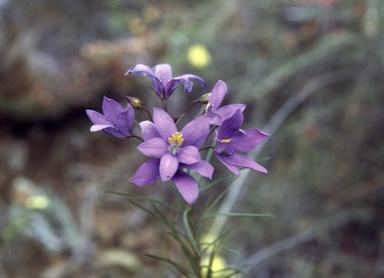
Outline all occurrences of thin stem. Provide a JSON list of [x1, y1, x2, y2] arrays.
[[208, 126, 217, 138], [149, 87, 167, 111], [142, 107, 153, 122], [162, 98, 167, 112], [176, 100, 199, 125], [131, 134, 144, 142], [196, 126, 217, 153], [199, 145, 215, 152]]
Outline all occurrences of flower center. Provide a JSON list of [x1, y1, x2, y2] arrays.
[[168, 132, 184, 146], [168, 132, 184, 155]]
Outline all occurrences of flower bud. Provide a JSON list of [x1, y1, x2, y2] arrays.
[[198, 93, 211, 104], [124, 96, 144, 109]]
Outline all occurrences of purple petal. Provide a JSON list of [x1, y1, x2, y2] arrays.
[[90, 124, 113, 132], [177, 146, 200, 165], [153, 108, 177, 140], [137, 138, 168, 158], [205, 105, 222, 126], [183, 161, 214, 179], [154, 64, 172, 86], [130, 159, 160, 186], [214, 152, 240, 175], [215, 104, 246, 124], [86, 109, 126, 138], [102, 127, 128, 138], [86, 110, 111, 126], [172, 171, 199, 205], [165, 74, 206, 96], [215, 152, 267, 174], [160, 153, 179, 181], [125, 64, 163, 95], [116, 104, 134, 136], [217, 109, 244, 140], [208, 80, 227, 109], [181, 115, 210, 148], [125, 64, 155, 76], [214, 137, 228, 154], [226, 129, 270, 152], [102, 96, 123, 124], [140, 121, 161, 140]]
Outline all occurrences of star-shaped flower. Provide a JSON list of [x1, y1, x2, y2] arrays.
[[86, 96, 134, 138], [214, 109, 270, 175], [130, 108, 213, 204], [125, 63, 206, 99], [205, 80, 246, 126]]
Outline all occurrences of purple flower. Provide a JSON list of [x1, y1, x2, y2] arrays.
[[125, 63, 206, 99], [86, 96, 134, 138], [214, 109, 270, 175], [205, 80, 246, 126], [130, 108, 213, 205]]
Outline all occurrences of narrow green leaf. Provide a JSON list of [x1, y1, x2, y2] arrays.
[[200, 171, 235, 192], [214, 266, 247, 277], [183, 207, 201, 257], [205, 183, 233, 214], [168, 231, 194, 260], [126, 199, 162, 223], [201, 212, 274, 220], [105, 191, 180, 212], [256, 156, 271, 163], [145, 253, 192, 276]]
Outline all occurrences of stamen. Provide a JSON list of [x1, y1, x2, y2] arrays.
[[168, 132, 184, 147], [220, 138, 231, 143]]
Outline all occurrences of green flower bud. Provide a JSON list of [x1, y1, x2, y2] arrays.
[[124, 96, 144, 109], [198, 93, 211, 104]]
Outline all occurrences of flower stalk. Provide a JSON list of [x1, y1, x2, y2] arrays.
[[86, 63, 271, 276]]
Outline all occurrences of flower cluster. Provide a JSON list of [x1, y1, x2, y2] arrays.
[[86, 63, 270, 205]]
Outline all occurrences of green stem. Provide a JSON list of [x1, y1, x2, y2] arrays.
[[183, 205, 202, 276]]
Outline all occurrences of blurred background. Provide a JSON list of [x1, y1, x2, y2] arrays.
[[0, 0, 383, 277]]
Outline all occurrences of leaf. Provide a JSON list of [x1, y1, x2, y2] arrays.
[[199, 171, 235, 192], [200, 212, 274, 220], [183, 206, 201, 257], [105, 191, 180, 212], [126, 199, 163, 223], [145, 253, 192, 276]]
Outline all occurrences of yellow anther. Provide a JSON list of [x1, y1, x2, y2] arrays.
[[220, 139, 231, 143], [168, 132, 184, 147]]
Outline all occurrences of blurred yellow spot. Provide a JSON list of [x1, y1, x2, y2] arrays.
[[25, 195, 50, 210], [187, 44, 211, 69], [200, 233, 231, 277], [220, 139, 231, 143], [200, 255, 229, 278], [200, 233, 217, 254]]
